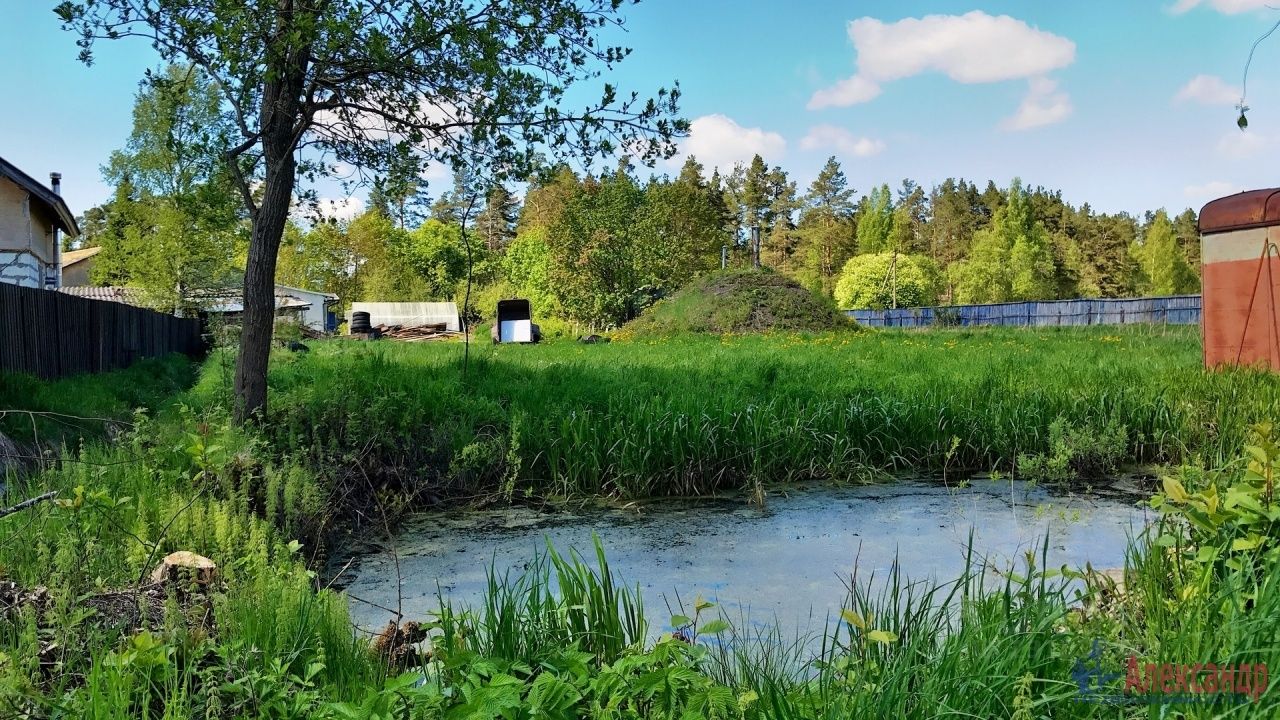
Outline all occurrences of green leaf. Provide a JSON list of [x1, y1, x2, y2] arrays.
[[527, 672, 583, 716], [699, 619, 730, 635], [1232, 536, 1262, 552], [866, 629, 898, 644], [841, 609, 867, 629], [1245, 445, 1269, 465], [669, 614, 692, 628], [1162, 477, 1189, 504]]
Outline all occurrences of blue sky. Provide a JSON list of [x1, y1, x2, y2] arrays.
[[2, 1, 1278, 219]]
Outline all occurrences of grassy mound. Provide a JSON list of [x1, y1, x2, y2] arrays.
[[622, 269, 853, 336]]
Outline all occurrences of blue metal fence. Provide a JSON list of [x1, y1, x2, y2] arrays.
[[845, 295, 1202, 328]]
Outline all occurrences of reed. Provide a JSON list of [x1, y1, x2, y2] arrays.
[[229, 325, 1279, 500]]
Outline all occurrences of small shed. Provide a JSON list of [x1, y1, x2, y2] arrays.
[[349, 302, 461, 331], [493, 298, 541, 343], [1199, 189, 1280, 370], [276, 284, 339, 333]]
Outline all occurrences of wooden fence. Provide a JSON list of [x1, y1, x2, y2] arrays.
[[845, 295, 1202, 328], [0, 283, 205, 380]]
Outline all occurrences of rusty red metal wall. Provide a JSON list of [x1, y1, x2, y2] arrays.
[[1200, 225, 1280, 370]]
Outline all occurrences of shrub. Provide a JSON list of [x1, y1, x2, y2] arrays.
[[1018, 417, 1128, 482], [834, 252, 943, 310]]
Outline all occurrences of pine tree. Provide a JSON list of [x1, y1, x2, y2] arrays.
[[927, 178, 977, 269], [474, 185, 519, 251], [677, 155, 706, 189], [887, 181, 929, 255], [764, 165, 800, 267], [430, 168, 472, 225], [796, 157, 857, 292], [368, 142, 428, 229], [705, 168, 735, 256], [739, 154, 770, 249]]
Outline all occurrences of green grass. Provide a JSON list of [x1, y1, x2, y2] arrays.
[[2, 325, 1279, 718], [0, 354, 196, 445], [207, 324, 1280, 501]]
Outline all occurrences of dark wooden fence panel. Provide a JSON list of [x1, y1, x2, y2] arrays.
[[845, 295, 1202, 329], [0, 283, 205, 379]]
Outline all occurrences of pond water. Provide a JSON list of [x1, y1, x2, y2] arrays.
[[339, 478, 1151, 635]]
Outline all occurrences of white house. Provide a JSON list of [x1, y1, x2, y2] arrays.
[[0, 156, 78, 289], [276, 284, 340, 332], [197, 284, 339, 333]]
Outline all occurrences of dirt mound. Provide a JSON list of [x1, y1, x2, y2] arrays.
[[622, 270, 854, 336]]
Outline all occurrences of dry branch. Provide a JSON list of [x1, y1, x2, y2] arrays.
[[0, 491, 58, 520]]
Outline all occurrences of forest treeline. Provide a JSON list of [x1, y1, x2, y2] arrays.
[[76, 66, 1202, 330]]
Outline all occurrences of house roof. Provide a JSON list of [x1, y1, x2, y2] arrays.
[[187, 285, 314, 314], [58, 285, 145, 306], [61, 246, 102, 267], [0, 155, 79, 237], [204, 296, 312, 314], [275, 283, 339, 301]]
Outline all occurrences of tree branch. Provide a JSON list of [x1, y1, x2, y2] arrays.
[[0, 492, 58, 521]]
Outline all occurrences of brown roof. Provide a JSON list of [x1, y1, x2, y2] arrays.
[[1199, 188, 1280, 235], [61, 246, 102, 267]]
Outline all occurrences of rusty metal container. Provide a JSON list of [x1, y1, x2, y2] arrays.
[[1199, 189, 1280, 370]]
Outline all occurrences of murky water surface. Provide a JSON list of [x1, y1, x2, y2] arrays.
[[341, 478, 1150, 633]]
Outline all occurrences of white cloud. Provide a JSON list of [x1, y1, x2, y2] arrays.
[[799, 125, 886, 157], [807, 76, 882, 110], [312, 95, 470, 153], [421, 161, 452, 188], [318, 196, 366, 222], [1170, 0, 1272, 14], [1217, 130, 1271, 158], [677, 114, 786, 172], [1174, 74, 1242, 105], [809, 11, 1075, 110], [1184, 180, 1242, 202], [1001, 77, 1073, 130]]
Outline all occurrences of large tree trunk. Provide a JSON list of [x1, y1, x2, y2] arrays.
[[232, 159, 295, 422], [232, 0, 310, 423]]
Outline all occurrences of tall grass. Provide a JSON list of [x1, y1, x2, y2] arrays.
[[217, 325, 1280, 500], [435, 537, 645, 665], [0, 353, 195, 444]]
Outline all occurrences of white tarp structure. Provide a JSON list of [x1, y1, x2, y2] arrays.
[[350, 301, 460, 331], [499, 319, 532, 342]]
